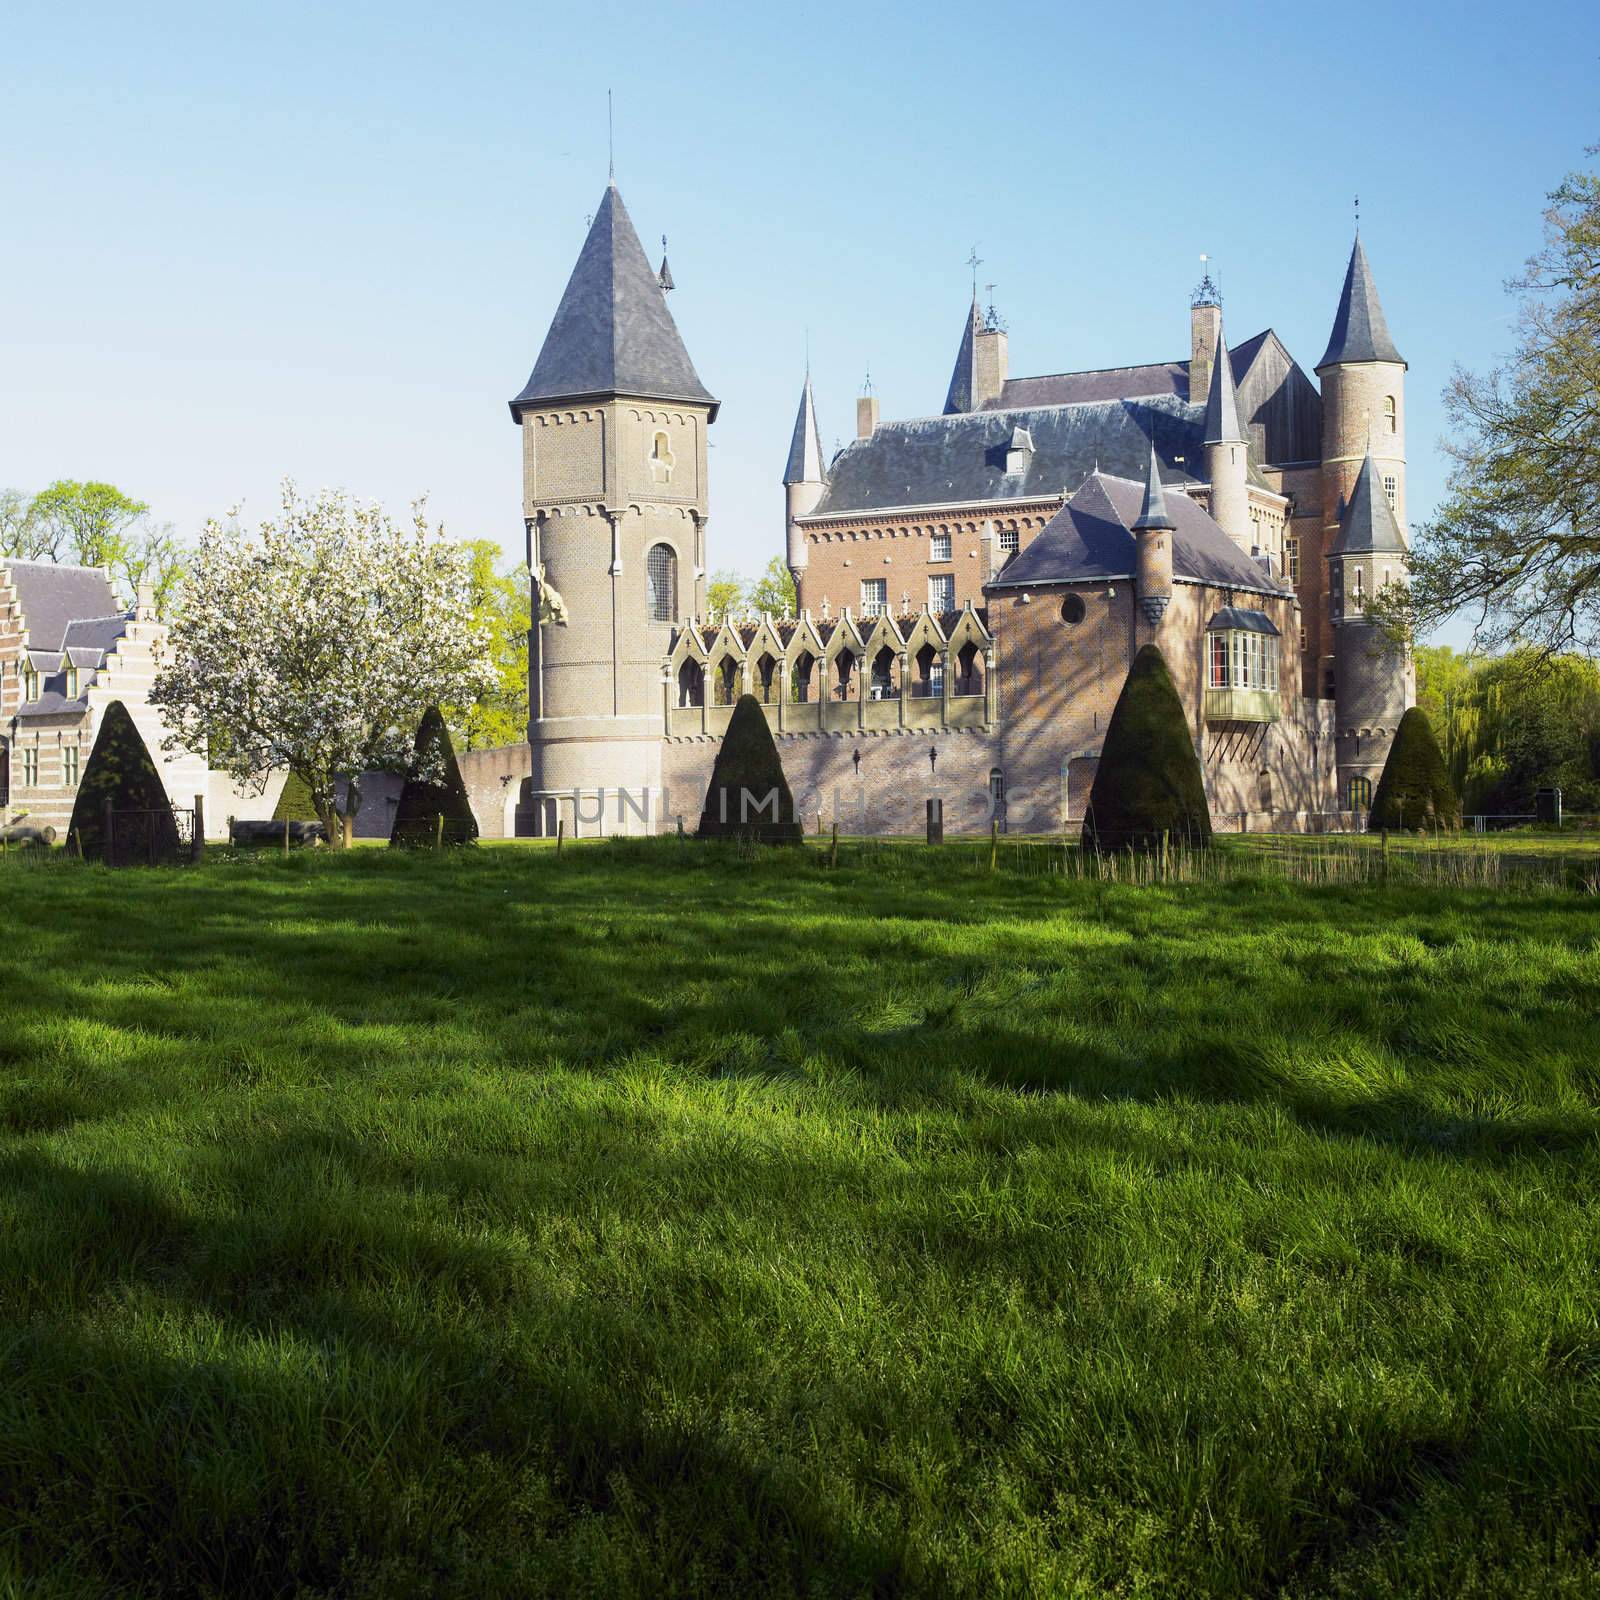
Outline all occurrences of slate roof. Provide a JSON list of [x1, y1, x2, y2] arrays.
[[1330, 450, 1407, 556], [1132, 444, 1175, 532], [987, 361, 1189, 409], [1317, 235, 1404, 371], [943, 294, 982, 414], [1208, 606, 1280, 635], [15, 690, 91, 721], [808, 394, 1206, 518], [987, 471, 1293, 596], [4, 561, 121, 651], [509, 183, 717, 418], [1202, 326, 1245, 445], [783, 377, 827, 485]]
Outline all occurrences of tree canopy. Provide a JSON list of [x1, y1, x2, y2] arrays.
[[1083, 645, 1212, 853], [1408, 153, 1600, 654], [447, 539, 529, 751], [150, 482, 494, 847]]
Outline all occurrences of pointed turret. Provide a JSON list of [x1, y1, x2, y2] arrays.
[[658, 253, 674, 293], [943, 291, 982, 414], [783, 376, 826, 487], [1202, 320, 1250, 551], [784, 375, 827, 592], [1330, 446, 1406, 556], [1133, 443, 1174, 628], [1132, 443, 1175, 532], [1202, 332, 1245, 446], [509, 183, 716, 419], [1317, 235, 1404, 372]]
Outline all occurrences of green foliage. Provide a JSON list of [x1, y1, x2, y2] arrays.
[[29, 479, 149, 570], [390, 705, 478, 847], [1083, 644, 1212, 852], [696, 694, 801, 843], [0, 845, 1597, 1596], [1420, 648, 1600, 813], [447, 539, 529, 751], [1370, 707, 1462, 831], [706, 568, 742, 622], [66, 700, 180, 863], [745, 555, 797, 618], [270, 769, 319, 823], [1410, 153, 1600, 652]]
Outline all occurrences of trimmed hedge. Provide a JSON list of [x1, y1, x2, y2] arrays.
[[390, 707, 479, 847], [1083, 645, 1212, 853], [1370, 707, 1461, 831], [697, 695, 802, 843], [67, 701, 181, 863], [271, 769, 319, 823]]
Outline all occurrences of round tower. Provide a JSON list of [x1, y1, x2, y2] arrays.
[[1132, 442, 1175, 630], [1202, 320, 1250, 551], [509, 180, 717, 836], [783, 374, 827, 601]]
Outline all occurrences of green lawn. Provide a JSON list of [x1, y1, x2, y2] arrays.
[[1, 842, 1597, 1597]]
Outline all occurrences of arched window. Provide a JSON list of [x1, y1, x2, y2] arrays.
[[956, 641, 984, 697], [649, 430, 675, 484], [914, 642, 942, 699], [677, 659, 704, 708], [755, 652, 778, 704], [713, 655, 738, 706], [870, 646, 898, 700], [833, 650, 858, 700], [790, 651, 816, 703], [647, 543, 677, 623], [1383, 395, 1397, 432], [1348, 775, 1373, 812]]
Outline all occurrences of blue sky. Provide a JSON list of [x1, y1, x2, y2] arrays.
[[3, 0, 1595, 644]]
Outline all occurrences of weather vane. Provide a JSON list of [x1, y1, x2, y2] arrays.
[[966, 245, 982, 293], [1354, 194, 1360, 229]]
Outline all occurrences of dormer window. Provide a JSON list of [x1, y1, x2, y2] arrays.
[[1003, 427, 1034, 476], [65, 666, 80, 698], [21, 666, 40, 702]]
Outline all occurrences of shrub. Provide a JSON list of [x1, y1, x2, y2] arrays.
[[1083, 644, 1212, 853], [67, 701, 181, 864], [389, 707, 479, 847], [1370, 707, 1461, 831], [697, 694, 802, 843], [271, 769, 318, 822]]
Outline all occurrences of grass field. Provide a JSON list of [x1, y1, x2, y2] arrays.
[[1, 840, 1597, 1597]]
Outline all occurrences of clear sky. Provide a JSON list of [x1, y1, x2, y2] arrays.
[[3, 0, 1595, 644]]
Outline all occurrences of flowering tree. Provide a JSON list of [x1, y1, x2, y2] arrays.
[[151, 483, 495, 846]]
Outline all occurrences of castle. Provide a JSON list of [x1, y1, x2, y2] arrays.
[[457, 180, 1414, 837]]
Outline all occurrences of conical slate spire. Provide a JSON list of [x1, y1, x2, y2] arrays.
[[1132, 443, 1175, 531], [942, 290, 983, 415], [1317, 235, 1404, 371], [1330, 446, 1406, 556], [1202, 324, 1245, 445], [783, 375, 827, 485], [510, 183, 716, 419]]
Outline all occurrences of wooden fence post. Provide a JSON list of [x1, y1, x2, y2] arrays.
[[990, 816, 999, 872], [556, 818, 565, 857], [192, 796, 205, 864], [435, 812, 444, 851]]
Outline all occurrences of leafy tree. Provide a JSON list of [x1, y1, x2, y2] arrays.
[[745, 555, 797, 618], [696, 693, 801, 843], [448, 540, 529, 750], [707, 568, 742, 622], [68, 701, 180, 864], [115, 522, 186, 617], [1408, 152, 1600, 653], [0, 488, 53, 561], [149, 482, 495, 848], [1414, 645, 1475, 735], [30, 480, 149, 572], [1083, 645, 1212, 853], [1369, 708, 1461, 831], [390, 706, 479, 846]]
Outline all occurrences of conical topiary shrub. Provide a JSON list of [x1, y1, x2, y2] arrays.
[[1369, 707, 1460, 832], [697, 694, 802, 844], [1083, 644, 1212, 853], [68, 700, 181, 864], [389, 706, 479, 847], [272, 768, 318, 822]]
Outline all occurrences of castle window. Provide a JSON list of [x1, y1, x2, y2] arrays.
[[1353, 567, 1365, 604], [869, 646, 898, 700], [998, 527, 1019, 555], [22, 747, 38, 786], [755, 652, 779, 704], [930, 531, 952, 562], [1384, 396, 1397, 432], [860, 579, 886, 618], [791, 650, 816, 703], [1206, 612, 1280, 692], [1060, 594, 1086, 626], [1285, 537, 1299, 582], [928, 573, 954, 612], [913, 643, 943, 699], [713, 654, 738, 706], [677, 659, 704, 709], [649, 430, 675, 485], [1347, 775, 1373, 811], [63, 746, 80, 787], [647, 543, 677, 623], [1382, 474, 1397, 509], [955, 641, 984, 697]]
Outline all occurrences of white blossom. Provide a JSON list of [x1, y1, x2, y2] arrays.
[[151, 481, 496, 844]]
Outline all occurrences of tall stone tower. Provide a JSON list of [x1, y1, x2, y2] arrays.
[[1315, 234, 1411, 808], [783, 374, 826, 598], [1202, 319, 1250, 551], [510, 181, 718, 835]]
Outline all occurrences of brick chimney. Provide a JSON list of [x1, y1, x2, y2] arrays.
[[857, 393, 879, 437]]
